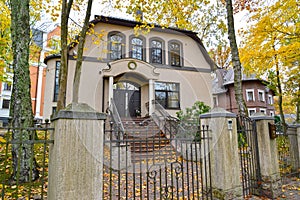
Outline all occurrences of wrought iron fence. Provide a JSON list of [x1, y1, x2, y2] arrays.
[[0, 121, 54, 200], [103, 119, 212, 199], [277, 124, 300, 179], [237, 114, 261, 198]]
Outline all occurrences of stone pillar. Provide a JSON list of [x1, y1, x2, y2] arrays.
[[287, 124, 300, 173], [47, 103, 106, 200], [148, 79, 154, 115], [200, 108, 242, 199], [251, 113, 281, 198], [108, 76, 114, 106]]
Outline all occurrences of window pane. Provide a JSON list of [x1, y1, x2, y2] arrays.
[[53, 61, 60, 102], [170, 42, 181, 66], [151, 40, 162, 64], [166, 83, 179, 91], [155, 82, 180, 109], [247, 91, 254, 101], [155, 82, 167, 90], [110, 34, 123, 60], [167, 92, 179, 108], [131, 38, 143, 60], [2, 99, 10, 109], [155, 91, 166, 107]]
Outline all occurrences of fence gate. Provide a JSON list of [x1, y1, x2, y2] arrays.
[[103, 118, 212, 199], [237, 114, 261, 198]]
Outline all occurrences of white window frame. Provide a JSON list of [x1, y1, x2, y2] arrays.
[[248, 108, 256, 116], [259, 108, 266, 114], [258, 89, 265, 102], [268, 95, 273, 104], [213, 96, 218, 107], [270, 111, 274, 117], [246, 89, 255, 101]]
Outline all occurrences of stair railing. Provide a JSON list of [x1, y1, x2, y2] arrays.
[[151, 100, 185, 139], [108, 98, 124, 141]]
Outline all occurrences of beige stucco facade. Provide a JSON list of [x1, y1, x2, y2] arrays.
[[43, 16, 214, 120]]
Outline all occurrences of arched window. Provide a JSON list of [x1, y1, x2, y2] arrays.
[[130, 37, 144, 60], [150, 40, 163, 64], [108, 32, 125, 60], [169, 41, 182, 66]]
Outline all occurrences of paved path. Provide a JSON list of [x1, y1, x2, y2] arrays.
[[250, 177, 300, 199]]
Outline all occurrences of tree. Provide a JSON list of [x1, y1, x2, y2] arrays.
[[176, 101, 211, 122], [56, 0, 94, 110], [9, 0, 39, 182], [72, 0, 93, 103], [225, 0, 247, 115], [209, 44, 231, 69], [116, 0, 228, 52], [56, 0, 73, 111], [0, 1, 12, 80], [239, 0, 300, 126]]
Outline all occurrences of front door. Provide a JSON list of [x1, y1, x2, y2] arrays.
[[113, 82, 141, 118]]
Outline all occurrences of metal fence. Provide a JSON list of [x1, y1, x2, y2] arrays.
[[0, 122, 54, 200], [237, 114, 261, 198], [103, 119, 212, 199], [277, 124, 300, 180]]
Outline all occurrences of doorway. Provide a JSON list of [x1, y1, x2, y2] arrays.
[[113, 82, 141, 118]]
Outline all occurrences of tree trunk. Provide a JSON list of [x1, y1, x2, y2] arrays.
[[57, 0, 73, 111], [226, 0, 247, 116], [275, 55, 286, 132], [73, 0, 93, 103], [10, 0, 39, 182], [296, 84, 300, 123]]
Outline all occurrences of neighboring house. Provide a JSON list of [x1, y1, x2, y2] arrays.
[[43, 15, 216, 120], [0, 25, 61, 125], [0, 69, 13, 126], [213, 68, 275, 116]]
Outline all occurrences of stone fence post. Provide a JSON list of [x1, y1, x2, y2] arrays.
[[200, 108, 242, 199], [251, 113, 281, 198], [286, 124, 300, 173], [47, 103, 106, 200]]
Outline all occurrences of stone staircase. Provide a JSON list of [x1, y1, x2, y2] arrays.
[[122, 117, 175, 163]]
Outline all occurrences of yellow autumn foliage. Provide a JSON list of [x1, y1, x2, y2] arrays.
[[240, 0, 300, 116]]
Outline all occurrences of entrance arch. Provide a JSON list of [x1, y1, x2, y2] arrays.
[[103, 59, 160, 117]]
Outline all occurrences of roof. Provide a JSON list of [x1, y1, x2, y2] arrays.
[[44, 54, 61, 64], [223, 68, 258, 86], [44, 15, 217, 70], [212, 68, 276, 95]]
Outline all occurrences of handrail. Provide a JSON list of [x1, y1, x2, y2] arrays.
[[151, 100, 201, 140], [151, 100, 185, 138], [108, 98, 124, 140]]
